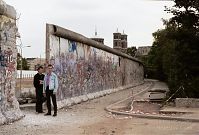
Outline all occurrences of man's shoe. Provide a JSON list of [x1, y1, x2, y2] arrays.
[[53, 113, 57, 117], [38, 111, 44, 113], [44, 113, 51, 116]]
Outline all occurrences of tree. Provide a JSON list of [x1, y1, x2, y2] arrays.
[[148, 0, 199, 98], [17, 53, 30, 70], [126, 46, 137, 57], [17, 53, 21, 70], [22, 58, 29, 70]]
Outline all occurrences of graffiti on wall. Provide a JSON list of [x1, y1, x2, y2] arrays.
[[0, 2, 25, 124], [0, 16, 17, 103], [49, 35, 124, 100], [48, 34, 143, 101]]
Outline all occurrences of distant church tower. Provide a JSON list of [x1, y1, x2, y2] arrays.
[[113, 29, 128, 53], [90, 27, 104, 44], [113, 29, 122, 50], [121, 31, 128, 53]]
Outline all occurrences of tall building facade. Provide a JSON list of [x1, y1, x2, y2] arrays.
[[135, 46, 151, 57], [113, 31, 128, 53]]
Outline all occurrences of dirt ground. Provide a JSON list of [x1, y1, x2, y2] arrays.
[[16, 78, 33, 89], [1, 81, 199, 135]]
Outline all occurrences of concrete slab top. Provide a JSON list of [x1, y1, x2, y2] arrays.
[[160, 107, 199, 114]]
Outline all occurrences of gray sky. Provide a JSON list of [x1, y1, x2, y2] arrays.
[[6, 0, 174, 58]]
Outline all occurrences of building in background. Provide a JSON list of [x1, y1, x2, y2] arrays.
[[113, 30, 128, 53], [134, 46, 152, 78], [90, 29, 104, 44], [135, 46, 151, 57], [26, 58, 45, 71]]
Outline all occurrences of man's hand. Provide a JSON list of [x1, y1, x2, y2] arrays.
[[43, 93, 46, 97]]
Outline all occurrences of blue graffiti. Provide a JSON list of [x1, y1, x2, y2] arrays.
[[68, 41, 77, 52], [0, 51, 6, 67]]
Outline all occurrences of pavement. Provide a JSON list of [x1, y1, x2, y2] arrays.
[[160, 107, 199, 122], [106, 80, 199, 123], [20, 80, 199, 123], [0, 80, 199, 135]]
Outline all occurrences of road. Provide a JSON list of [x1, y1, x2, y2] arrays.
[[0, 80, 199, 135]]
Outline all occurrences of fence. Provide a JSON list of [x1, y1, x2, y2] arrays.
[[17, 70, 37, 79]]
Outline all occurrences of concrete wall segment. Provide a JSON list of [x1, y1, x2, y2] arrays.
[[46, 24, 144, 108]]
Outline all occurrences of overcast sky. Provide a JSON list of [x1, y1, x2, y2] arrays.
[[6, 0, 174, 58]]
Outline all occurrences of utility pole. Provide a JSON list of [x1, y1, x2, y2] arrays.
[[16, 45, 31, 92]]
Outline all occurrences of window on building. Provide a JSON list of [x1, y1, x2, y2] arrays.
[[115, 42, 117, 47]]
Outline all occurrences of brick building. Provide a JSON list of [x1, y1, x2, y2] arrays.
[[113, 30, 128, 53], [26, 58, 45, 70]]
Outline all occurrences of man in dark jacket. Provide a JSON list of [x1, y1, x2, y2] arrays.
[[33, 66, 45, 113]]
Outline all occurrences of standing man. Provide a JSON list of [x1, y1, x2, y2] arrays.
[[43, 64, 58, 116], [33, 66, 45, 113]]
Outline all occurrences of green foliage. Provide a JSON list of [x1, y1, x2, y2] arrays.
[[22, 58, 29, 70], [148, 0, 199, 98], [17, 53, 21, 70], [17, 53, 30, 70], [127, 46, 137, 57]]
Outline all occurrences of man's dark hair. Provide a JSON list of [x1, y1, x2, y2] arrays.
[[48, 64, 53, 68], [37, 66, 43, 71]]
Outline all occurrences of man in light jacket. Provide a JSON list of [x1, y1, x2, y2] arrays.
[[43, 64, 58, 116]]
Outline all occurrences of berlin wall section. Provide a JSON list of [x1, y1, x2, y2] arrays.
[[46, 24, 144, 108], [0, 0, 24, 125]]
